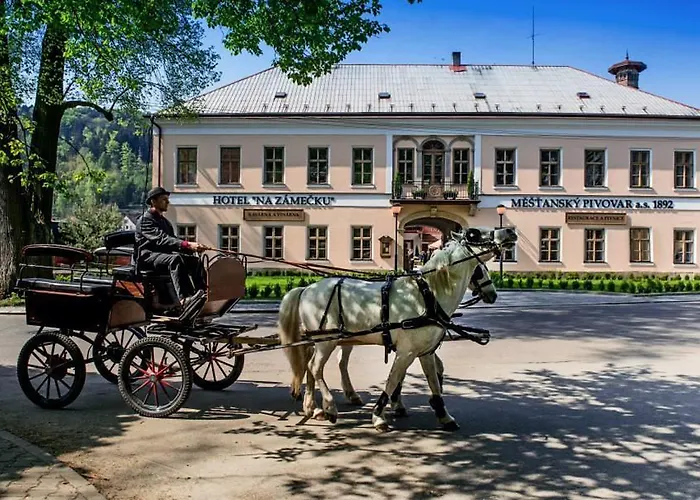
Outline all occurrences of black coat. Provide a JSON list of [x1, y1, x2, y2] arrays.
[[134, 210, 187, 262]]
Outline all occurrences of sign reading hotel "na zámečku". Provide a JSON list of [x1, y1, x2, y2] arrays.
[[213, 194, 335, 206], [510, 196, 676, 210]]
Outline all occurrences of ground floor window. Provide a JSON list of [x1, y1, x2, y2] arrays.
[[177, 224, 196, 242], [264, 226, 283, 259], [351, 226, 372, 260], [495, 245, 516, 262], [585, 229, 605, 263], [219, 225, 239, 253], [307, 226, 328, 260], [674, 229, 695, 264], [629, 228, 651, 263], [539, 228, 560, 262]]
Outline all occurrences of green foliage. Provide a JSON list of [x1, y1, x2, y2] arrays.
[[58, 197, 123, 251]]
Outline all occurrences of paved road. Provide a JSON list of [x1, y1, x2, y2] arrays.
[[1, 293, 700, 499]]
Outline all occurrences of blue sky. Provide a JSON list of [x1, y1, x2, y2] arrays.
[[200, 0, 700, 108]]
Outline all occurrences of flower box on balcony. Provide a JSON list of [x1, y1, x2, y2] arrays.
[[442, 189, 458, 200], [412, 189, 427, 199]]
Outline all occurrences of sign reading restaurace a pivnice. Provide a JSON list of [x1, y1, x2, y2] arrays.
[[510, 196, 676, 210]]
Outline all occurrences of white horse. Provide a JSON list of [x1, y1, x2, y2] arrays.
[[278, 227, 517, 431]]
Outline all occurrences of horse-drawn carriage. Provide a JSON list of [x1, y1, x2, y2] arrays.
[[12, 225, 517, 429]]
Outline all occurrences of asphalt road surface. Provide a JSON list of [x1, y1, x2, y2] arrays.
[[1, 293, 700, 500]]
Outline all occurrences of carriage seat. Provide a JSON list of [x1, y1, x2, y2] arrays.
[[112, 264, 169, 282], [17, 277, 113, 295]]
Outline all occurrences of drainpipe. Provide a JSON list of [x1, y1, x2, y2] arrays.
[[150, 115, 163, 187]]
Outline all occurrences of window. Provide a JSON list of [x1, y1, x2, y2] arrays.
[[453, 148, 470, 184], [495, 245, 516, 262], [396, 148, 414, 183], [263, 146, 284, 184], [219, 225, 239, 253], [220, 147, 240, 184], [539, 228, 560, 262], [539, 149, 561, 186], [177, 147, 197, 184], [264, 226, 283, 259], [584, 149, 606, 187], [630, 228, 651, 263], [351, 226, 372, 260], [585, 229, 605, 263], [308, 147, 329, 184], [674, 230, 695, 264], [630, 150, 650, 188], [307, 226, 328, 260], [495, 148, 516, 186], [177, 224, 196, 242], [675, 151, 694, 189], [352, 148, 373, 185]]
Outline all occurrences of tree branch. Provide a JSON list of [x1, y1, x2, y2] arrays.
[[62, 100, 114, 121]]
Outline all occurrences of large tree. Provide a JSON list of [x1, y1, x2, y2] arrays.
[[0, 0, 419, 296]]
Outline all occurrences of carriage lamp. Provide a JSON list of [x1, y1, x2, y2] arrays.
[[496, 204, 506, 278], [390, 205, 402, 272]]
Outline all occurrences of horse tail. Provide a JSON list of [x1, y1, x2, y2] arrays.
[[278, 286, 308, 399]]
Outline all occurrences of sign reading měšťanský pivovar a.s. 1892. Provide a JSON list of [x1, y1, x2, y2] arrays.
[[212, 194, 335, 207], [510, 196, 676, 210]]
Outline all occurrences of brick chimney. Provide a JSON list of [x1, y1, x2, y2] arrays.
[[450, 51, 466, 72], [608, 52, 647, 89]]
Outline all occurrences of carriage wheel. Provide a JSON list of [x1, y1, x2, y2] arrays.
[[117, 337, 192, 418], [93, 327, 146, 384], [183, 339, 245, 391], [16, 331, 87, 409]]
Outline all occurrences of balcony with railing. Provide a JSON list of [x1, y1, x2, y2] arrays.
[[391, 179, 480, 203]]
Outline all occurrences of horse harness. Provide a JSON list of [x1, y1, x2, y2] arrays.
[[308, 244, 496, 363]]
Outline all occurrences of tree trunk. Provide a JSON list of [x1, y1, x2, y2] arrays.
[[29, 24, 67, 241], [0, 0, 30, 296]]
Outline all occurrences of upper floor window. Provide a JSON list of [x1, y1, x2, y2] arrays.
[[352, 148, 373, 185], [264, 146, 284, 184], [177, 147, 197, 185], [351, 226, 372, 260], [219, 225, 239, 253], [396, 148, 414, 183], [675, 151, 694, 189], [630, 150, 650, 188], [630, 227, 651, 263], [495, 148, 516, 186], [177, 224, 196, 242], [539, 228, 560, 262], [539, 149, 561, 187], [453, 148, 470, 185], [264, 226, 283, 259], [307, 226, 328, 260], [308, 147, 329, 185], [220, 147, 241, 184], [585, 229, 606, 263], [584, 149, 606, 187], [674, 229, 695, 264]]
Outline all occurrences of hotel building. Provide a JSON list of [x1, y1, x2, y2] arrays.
[[152, 52, 700, 274]]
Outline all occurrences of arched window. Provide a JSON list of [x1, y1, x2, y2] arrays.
[[421, 140, 445, 184]]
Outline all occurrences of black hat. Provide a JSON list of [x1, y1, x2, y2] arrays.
[[145, 186, 170, 204]]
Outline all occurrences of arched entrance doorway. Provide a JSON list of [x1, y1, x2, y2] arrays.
[[401, 215, 463, 270], [421, 139, 445, 186]]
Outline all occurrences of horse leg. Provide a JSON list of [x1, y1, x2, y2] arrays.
[[308, 341, 339, 423], [390, 376, 407, 418], [435, 352, 444, 391], [338, 345, 363, 405], [372, 351, 416, 432], [302, 346, 318, 418], [419, 353, 459, 431]]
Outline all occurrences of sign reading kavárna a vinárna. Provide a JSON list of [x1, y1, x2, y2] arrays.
[[510, 196, 676, 210], [213, 194, 335, 207]]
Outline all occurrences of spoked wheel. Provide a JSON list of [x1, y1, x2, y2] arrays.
[[16, 331, 87, 409], [93, 327, 146, 384], [183, 339, 245, 391], [117, 337, 192, 418]]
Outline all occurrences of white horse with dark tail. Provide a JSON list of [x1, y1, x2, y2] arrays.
[[278, 227, 517, 432]]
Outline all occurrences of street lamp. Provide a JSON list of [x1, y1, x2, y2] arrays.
[[496, 204, 507, 279], [390, 205, 402, 272]]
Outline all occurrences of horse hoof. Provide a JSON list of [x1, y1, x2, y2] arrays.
[[393, 408, 408, 418], [312, 408, 325, 420], [375, 423, 391, 433], [442, 421, 460, 432], [325, 412, 338, 423]]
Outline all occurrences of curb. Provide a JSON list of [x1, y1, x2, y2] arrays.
[[0, 430, 106, 500]]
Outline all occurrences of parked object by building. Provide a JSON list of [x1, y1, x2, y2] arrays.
[[151, 52, 700, 274]]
